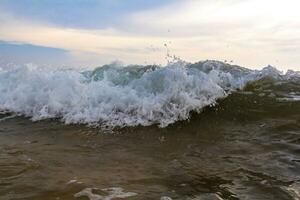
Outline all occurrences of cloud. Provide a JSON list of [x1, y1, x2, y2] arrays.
[[128, 0, 300, 69], [0, 0, 299, 70], [129, 0, 300, 35], [0, 0, 176, 29], [0, 10, 170, 66]]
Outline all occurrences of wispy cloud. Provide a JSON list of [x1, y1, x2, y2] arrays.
[[0, 10, 169, 66], [0, 0, 299, 70]]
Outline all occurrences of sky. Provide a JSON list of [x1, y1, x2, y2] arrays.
[[0, 0, 299, 70]]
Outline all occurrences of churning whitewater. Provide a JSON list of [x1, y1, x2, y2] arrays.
[[0, 60, 299, 128]]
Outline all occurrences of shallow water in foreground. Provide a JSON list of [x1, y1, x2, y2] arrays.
[[0, 91, 300, 200]]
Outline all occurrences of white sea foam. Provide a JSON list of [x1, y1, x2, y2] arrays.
[[161, 196, 173, 200], [282, 182, 300, 200], [74, 187, 137, 200], [0, 114, 17, 122], [0, 61, 298, 128]]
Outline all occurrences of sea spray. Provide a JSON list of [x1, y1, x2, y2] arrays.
[[0, 60, 299, 128]]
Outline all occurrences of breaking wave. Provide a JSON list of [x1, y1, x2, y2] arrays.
[[0, 60, 299, 128]]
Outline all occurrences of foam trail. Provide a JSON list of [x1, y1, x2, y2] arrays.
[[74, 187, 137, 200], [0, 114, 17, 122]]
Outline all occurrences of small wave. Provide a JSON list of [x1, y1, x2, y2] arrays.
[[0, 60, 299, 128]]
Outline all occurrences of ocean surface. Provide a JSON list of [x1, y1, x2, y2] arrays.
[[0, 60, 299, 199]]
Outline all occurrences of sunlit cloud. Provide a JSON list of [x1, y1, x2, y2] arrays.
[[0, 0, 299, 70], [0, 10, 169, 66]]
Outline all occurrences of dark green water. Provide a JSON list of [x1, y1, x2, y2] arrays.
[[1, 91, 299, 200]]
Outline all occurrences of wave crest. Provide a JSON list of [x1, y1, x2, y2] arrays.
[[0, 60, 299, 128]]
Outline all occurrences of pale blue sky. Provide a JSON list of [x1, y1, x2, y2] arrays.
[[0, 0, 174, 29], [0, 0, 299, 70], [0, 0, 174, 67], [0, 41, 69, 66]]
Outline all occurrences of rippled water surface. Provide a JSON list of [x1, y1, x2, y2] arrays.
[[1, 91, 300, 200]]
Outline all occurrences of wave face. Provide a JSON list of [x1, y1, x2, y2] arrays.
[[0, 61, 299, 128]]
